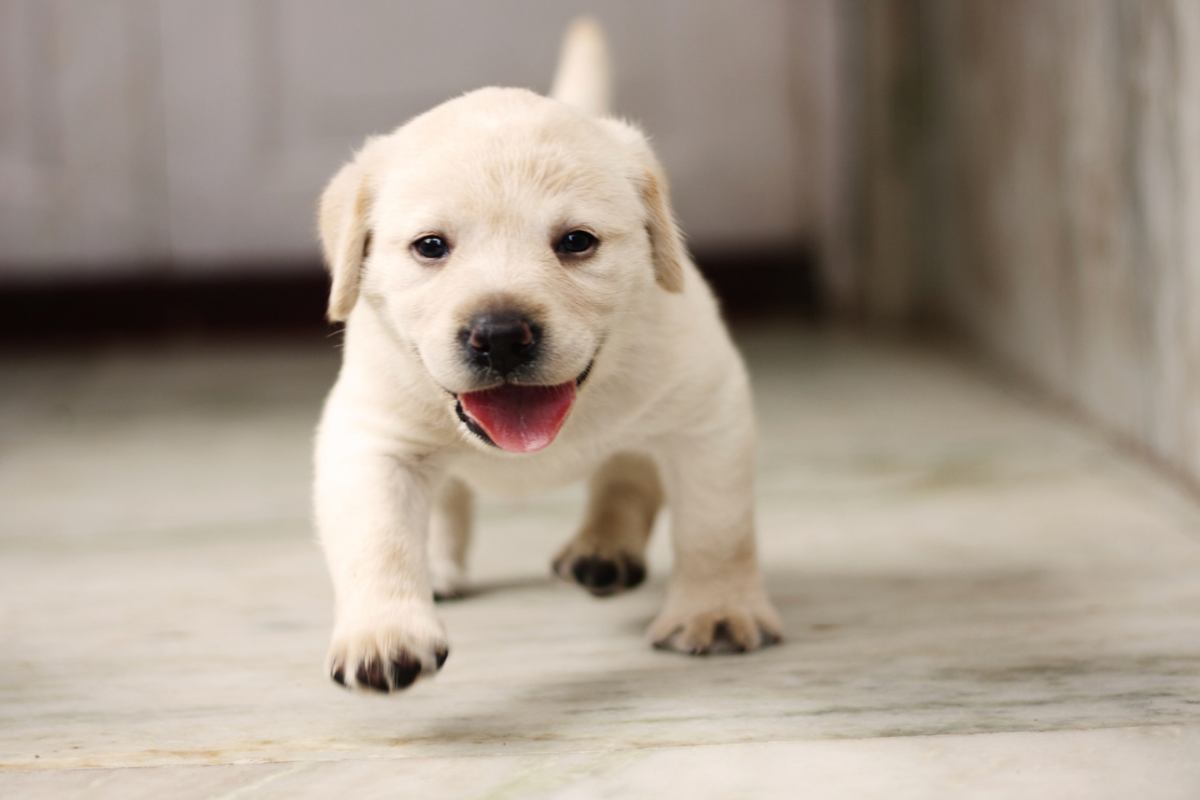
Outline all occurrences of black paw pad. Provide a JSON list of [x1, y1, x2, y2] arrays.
[[389, 653, 422, 689], [355, 659, 389, 692], [562, 553, 648, 597], [573, 556, 619, 590], [624, 559, 647, 588]]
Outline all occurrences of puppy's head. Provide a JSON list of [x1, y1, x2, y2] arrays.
[[318, 88, 685, 453]]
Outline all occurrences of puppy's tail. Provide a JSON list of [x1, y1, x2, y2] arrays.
[[550, 17, 611, 116]]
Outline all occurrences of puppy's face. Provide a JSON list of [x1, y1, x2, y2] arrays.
[[320, 89, 685, 453]]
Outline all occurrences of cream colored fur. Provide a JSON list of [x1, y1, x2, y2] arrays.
[[314, 19, 781, 692]]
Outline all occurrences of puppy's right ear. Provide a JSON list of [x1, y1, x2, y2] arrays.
[[317, 141, 379, 322]]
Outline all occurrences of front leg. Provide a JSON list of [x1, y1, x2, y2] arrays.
[[428, 476, 474, 601], [650, 407, 782, 655], [315, 425, 449, 692], [553, 452, 661, 597]]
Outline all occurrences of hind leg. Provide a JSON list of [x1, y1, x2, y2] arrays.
[[428, 477, 473, 601], [553, 452, 662, 597]]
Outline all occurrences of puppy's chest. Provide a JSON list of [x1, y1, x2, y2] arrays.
[[446, 447, 609, 497]]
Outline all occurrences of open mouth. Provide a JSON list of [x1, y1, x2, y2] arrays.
[[455, 363, 592, 453]]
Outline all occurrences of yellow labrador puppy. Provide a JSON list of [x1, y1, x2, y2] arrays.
[[315, 19, 781, 692]]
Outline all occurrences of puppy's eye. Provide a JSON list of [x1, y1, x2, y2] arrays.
[[556, 230, 597, 256], [412, 235, 450, 261]]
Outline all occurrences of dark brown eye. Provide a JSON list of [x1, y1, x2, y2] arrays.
[[556, 230, 597, 256], [413, 235, 450, 261]]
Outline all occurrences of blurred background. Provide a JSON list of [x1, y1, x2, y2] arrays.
[[3, 0, 1197, 489]]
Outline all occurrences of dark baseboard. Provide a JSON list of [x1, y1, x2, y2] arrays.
[[700, 244, 823, 322], [0, 247, 822, 349]]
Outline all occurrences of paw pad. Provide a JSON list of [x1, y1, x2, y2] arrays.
[[555, 552, 647, 597], [329, 644, 449, 693]]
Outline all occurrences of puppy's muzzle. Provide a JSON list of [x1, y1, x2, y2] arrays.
[[461, 310, 541, 378]]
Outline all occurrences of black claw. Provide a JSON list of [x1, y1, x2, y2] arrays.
[[390, 653, 422, 689], [356, 659, 389, 692], [435, 647, 449, 669], [760, 630, 783, 647], [331, 665, 346, 687], [623, 560, 647, 588]]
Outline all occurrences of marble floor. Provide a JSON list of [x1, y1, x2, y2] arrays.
[[2, 326, 1199, 798]]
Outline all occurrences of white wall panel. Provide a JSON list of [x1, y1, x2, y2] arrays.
[[0, 0, 169, 275], [1, 0, 828, 273]]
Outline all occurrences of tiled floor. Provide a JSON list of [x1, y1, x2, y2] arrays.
[[3, 326, 1199, 798]]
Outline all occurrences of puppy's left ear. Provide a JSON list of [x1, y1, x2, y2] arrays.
[[637, 158, 686, 293], [604, 120, 686, 293], [317, 139, 380, 322]]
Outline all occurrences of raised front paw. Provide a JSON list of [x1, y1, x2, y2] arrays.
[[553, 539, 647, 598], [648, 583, 782, 655], [327, 604, 449, 693]]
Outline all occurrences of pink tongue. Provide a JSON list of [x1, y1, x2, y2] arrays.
[[459, 382, 576, 453]]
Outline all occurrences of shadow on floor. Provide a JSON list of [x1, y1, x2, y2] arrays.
[[351, 566, 1200, 748]]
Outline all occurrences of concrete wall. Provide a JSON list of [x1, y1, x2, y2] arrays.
[[855, 0, 1200, 485]]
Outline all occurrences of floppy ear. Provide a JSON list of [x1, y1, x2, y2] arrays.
[[602, 119, 686, 293], [636, 158, 686, 293], [317, 143, 378, 322]]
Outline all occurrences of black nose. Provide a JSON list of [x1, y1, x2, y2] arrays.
[[462, 311, 540, 377]]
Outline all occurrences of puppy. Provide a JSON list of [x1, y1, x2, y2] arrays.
[[314, 19, 781, 693]]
